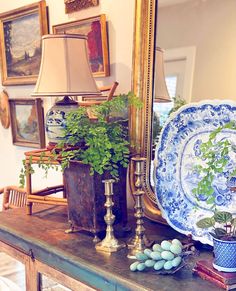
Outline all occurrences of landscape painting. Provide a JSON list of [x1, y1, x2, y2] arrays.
[[9, 99, 45, 148], [0, 1, 48, 85], [3, 13, 41, 78]]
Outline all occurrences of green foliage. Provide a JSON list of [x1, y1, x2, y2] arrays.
[[152, 96, 187, 144], [193, 121, 236, 207], [168, 96, 187, 116], [196, 211, 236, 240], [152, 111, 162, 144], [196, 217, 215, 229], [19, 158, 34, 188], [90, 91, 142, 121], [19, 92, 142, 187], [19, 151, 59, 188], [214, 211, 232, 224]]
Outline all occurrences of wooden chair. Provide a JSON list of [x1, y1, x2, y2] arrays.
[[0, 184, 66, 213], [27, 184, 66, 207], [79, 81, 119, 105], [0, 186, 27, 211], [79, 81, 119, 120], [100, 81, 119, 101]]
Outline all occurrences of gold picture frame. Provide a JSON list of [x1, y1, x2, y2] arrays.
[[9, 98, 45, 148], [53, 14, 109, 77], [64, 0, 99, 14], [130, 0, 166, 223], [0, 1, 48, 85]]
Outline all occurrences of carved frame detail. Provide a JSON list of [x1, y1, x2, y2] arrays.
[[64, 0, 99, 14], [130, 0, 166, 223]]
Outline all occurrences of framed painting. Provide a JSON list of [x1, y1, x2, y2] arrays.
[[53, 14, 109, 77], [64, 0, 99, 14], [0, 90, 10, 129], [0, 1, 48, 85], [9, 98, 45, 148]]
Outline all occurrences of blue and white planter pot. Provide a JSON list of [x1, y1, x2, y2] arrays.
[[213, 237, 236, 272]]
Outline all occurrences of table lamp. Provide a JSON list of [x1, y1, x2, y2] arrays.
[[154, 47, 171, 103], [32, 34, 100, 146]]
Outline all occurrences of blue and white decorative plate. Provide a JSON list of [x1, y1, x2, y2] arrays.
[[155, 100, 236, 245]]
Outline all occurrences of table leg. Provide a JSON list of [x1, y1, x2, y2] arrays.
[[27, 202, 33, 215], [25, 258, 40, 291], [26, 161, 33, 215]]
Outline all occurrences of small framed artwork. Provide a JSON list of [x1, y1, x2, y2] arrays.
[[0, 90, 10, 129], [64, 0, 99, 14], [9, 98, 45, 148], [53, 14, 109, 77], [0, 1, 48, 85]]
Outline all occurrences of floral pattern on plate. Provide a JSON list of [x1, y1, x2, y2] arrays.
[[155, 101, 236, 245]]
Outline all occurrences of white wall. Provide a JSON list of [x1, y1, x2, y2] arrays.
[[0, 0, 135, 190], [158, 0, 236, 102]]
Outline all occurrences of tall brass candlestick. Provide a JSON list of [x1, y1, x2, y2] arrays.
[[128, 157, 152, 258], [95, 179, 126, 253]]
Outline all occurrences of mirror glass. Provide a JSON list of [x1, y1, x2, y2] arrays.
[[151, 0, 236, 188]]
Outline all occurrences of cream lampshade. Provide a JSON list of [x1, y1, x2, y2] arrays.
[[32, 34, 100, 145], [154, 47, 171, 103], [32, 34, 99, 97]]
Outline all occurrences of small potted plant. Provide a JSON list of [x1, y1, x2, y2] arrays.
[[194, 121, 236, 272], [197, 211, 236, 272], [20, 92, 142, 240]]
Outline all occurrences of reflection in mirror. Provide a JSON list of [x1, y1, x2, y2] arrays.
[[151, 0, 236, 188]]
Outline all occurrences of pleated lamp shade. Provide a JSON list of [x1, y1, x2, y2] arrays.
[[32, 34, 100, 97], [154, 47, 171, 103]]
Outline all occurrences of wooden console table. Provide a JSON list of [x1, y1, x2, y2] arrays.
[[0, 205, 221, 291]]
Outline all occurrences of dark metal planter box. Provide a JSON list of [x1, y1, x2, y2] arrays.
[[64, 160, 128, 239]]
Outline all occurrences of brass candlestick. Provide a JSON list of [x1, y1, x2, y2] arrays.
[[95, 179, 126, 253], [128, 157, 153, 258]]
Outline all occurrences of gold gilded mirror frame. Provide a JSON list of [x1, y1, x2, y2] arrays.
[[130, 0, 165, 223]]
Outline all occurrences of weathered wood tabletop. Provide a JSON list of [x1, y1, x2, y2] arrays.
[[0, 205, 221, 291]]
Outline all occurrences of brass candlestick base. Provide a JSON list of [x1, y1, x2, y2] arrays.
[[95, 235, 126, 253], [127, 234, 153, 250], [128, 157, 153, 258], [96, 179, 126, 253]]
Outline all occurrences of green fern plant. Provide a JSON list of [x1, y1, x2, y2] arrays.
[[19, 92, 142, 187]]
